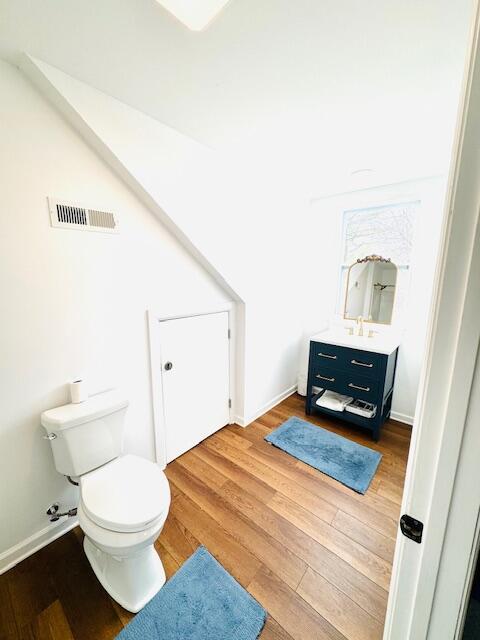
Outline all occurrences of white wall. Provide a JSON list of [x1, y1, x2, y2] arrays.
[[0, 60, 229, 569], [21, 56, 307, 426]]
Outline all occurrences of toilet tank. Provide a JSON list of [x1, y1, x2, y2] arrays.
[[41, 390, 129, 477]]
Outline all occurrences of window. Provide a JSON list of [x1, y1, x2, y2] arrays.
[[337, 200, 419, 321]]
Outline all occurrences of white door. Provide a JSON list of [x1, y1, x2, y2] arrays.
[[384, 5, 480, 638], [159, 312, 230, 463]]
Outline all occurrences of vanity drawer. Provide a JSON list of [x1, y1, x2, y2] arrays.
[[311, 366, 343, 393], [340, 374, 379, 403], [312, 342, 385, 380], [343, 348, 385, 380], [312, 343, 342, 367], [311, 364, 379, 403]]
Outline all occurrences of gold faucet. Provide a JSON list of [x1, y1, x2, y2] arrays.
[[356, 316, 364, 337]]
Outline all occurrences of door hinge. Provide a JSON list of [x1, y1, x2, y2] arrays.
[[228, 329, 231, 339], [400, 514, 423, 543], [228, 398, 232, 409]]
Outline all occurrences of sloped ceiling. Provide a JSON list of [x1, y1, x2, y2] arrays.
[[21, 54, 244, 301], [155, 0, 232, 31], [0, 0, 473, 196]]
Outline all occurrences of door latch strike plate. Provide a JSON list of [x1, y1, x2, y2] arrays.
[[400, 514, 423, 543]]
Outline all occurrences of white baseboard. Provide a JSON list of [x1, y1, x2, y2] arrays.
[[0, 517, 79, 575], [235, 385, 297, 427], [390, 411, 414, 426]]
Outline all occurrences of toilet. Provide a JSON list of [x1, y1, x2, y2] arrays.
[[41, 390, 171, 613]]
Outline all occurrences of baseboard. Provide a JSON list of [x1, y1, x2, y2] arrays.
[[235, 385, 297, 427], [390, 411, 414, 426], [0, 517, 79, 575]]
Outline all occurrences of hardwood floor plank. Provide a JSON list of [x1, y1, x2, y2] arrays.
[[249, 567, 346, 640], [247, 445, 399, 539], [109, 600, 133, 629], [13, 625, 35, 640], [256, 412, 285, 430], [228, 424, 300, 468], [214, 428, 253, 451], [220, 481, 388, 622], [376, 479, 404, 506], [170, 493, 262, 588], [155, 541, 180, 580], [158, 513, 200, 566], [259, 617, 295, 640], [332, 511, 396, 564], [268, 493, 391, 590], [167, 460, 307, 589], [297, 568, 383, 640], [41, 532, 123, 640], [228, 422, 274, 447], [175, 448, 228, 490], [0, 571, 18, 639], [193, 444, 276, 503], [7, 548, 57, 631], [205, 437, 338, 524], [290, 458, 401, 522], [31, 600, 75, 640]]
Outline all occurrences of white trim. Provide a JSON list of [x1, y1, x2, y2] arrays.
[[148, 304, 235, 469], [430, 349, 480, 639], [0, 517, 79, 575], [234, 385, 297, 427], [390, 411, 414, 426]]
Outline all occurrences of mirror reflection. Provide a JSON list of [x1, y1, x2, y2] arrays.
[[344, 255, 397, 324]]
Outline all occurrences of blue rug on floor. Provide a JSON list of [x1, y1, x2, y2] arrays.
[[265, 416, 382, 494], [115, 546, 267, 640]]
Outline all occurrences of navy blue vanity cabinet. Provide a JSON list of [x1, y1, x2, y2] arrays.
[[305, 340, 398, 441]]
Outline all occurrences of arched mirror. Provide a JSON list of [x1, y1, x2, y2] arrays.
[[344, 255, 397, 325]]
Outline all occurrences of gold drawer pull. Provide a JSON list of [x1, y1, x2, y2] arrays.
[[316, 374, 335, 382], [351, 359, 373, 368], [318, 352, 337, 360], [348, 382, 371, 392]]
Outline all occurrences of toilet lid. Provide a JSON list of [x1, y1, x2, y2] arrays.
[[80, 455, 170, 533]]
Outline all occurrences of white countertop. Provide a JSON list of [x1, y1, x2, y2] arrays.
[[310, 328, 401, 356]]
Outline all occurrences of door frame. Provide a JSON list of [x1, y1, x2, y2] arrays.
[[384, 2, 480, 637], [147, 303, 235, 469]]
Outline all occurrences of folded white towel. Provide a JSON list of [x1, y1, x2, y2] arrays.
[[316, 390, 353, 412]]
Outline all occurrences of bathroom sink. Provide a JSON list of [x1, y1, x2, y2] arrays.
[[310, 328, 401, 355]]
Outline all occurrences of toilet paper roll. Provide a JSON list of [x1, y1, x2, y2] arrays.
[[70, 379, 88, 404]]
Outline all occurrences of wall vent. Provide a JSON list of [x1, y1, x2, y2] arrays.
[[48, 198, 118, 233]]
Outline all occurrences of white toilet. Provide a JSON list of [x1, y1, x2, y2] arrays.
[[41, 390, 171, 613]]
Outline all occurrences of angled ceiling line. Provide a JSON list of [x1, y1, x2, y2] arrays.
[[20, 54, 242, 304]]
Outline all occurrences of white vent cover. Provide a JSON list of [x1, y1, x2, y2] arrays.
[[48, 198, 118, 233]]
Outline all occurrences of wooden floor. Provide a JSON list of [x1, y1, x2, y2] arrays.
[[0, 394, 411, 640]]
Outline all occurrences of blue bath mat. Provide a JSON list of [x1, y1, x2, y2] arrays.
[[115, 546, 266, 640], [265, 416, 382, 494]]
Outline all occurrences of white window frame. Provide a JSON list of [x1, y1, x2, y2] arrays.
[[336, 199, 419, 325]]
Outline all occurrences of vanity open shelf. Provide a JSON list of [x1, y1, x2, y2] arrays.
[[306, 332, 399, 441]]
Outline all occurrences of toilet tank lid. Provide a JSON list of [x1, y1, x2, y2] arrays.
[[41, 390, 128, 430]]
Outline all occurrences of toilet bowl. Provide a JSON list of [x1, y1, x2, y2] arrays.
[[78, 454, 171, 612], [41, 391, 171, 613]]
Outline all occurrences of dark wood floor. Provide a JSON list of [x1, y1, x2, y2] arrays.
[[0, 394, 411, 640]]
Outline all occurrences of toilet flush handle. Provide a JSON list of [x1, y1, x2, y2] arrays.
[[43, 433, 57, 440]]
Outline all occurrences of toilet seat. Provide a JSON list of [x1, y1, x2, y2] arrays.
[[80, 454, 170, 533]]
